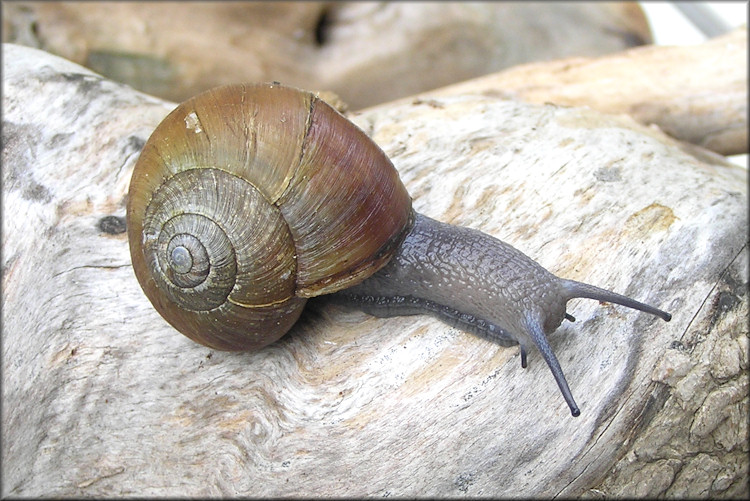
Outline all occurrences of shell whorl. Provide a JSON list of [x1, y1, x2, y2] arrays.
[[127, 83, 412, 350]]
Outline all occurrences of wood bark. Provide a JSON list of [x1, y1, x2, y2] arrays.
[[1, 1, 650, 108], [391, 27, 748, 157], [2, 44, 747, 498]]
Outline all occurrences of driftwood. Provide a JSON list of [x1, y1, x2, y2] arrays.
[[392, 27, 748, 157], [1, 1, 650, 108], [2, 44, 748, 498]]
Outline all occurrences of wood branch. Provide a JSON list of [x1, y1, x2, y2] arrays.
[[414, 27, 748, 156], [1, 1, 650, 108], [2, 43, 747, 498]]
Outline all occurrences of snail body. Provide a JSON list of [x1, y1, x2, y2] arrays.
[[127, 82, 671, 416]]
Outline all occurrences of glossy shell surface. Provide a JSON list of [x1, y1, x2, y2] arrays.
[[127, 83, 412, 350]]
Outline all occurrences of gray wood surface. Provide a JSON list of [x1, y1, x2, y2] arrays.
[[2, 43, 747, 498]]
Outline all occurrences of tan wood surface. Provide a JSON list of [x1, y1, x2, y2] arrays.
[[2, 1, 651, 108]]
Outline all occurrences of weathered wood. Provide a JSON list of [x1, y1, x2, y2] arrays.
[[1, 1, 650, 108], [2, 44, 747, 498], [394, 27, 748, 156]]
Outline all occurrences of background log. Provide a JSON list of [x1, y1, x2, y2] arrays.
[[394, 26, 748, 157], [2, 44, 747, 498], [1, 1, 650, 108]]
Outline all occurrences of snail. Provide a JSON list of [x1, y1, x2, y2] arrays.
[[127, 82, 672, 417]]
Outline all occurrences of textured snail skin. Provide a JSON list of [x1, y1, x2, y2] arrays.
[[128, 82, 672, 417], [333, 213, 672, 417]]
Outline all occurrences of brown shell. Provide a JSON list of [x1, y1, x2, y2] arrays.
[[127, 83, 412, 351]]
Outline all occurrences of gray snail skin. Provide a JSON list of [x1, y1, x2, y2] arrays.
[[127, 82, 672, 417], [333, 213, 671, 416]]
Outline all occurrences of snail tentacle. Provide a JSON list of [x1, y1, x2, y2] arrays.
[[560, 279, 672, 322], [524, 315, 581, 417]]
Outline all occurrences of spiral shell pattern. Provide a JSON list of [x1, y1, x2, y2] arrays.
[[127, 83, 412, 350]]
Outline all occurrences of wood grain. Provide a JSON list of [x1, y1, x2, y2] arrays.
[[2, 43, 747, 497]]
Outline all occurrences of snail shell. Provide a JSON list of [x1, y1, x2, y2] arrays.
[[127, 83, 412, 351]]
